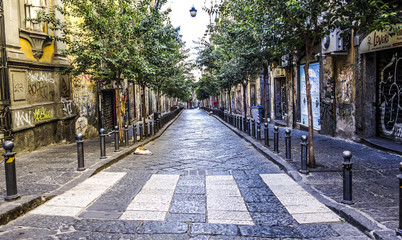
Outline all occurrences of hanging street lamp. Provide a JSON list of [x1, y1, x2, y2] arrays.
[[189, 6, 197, 17]]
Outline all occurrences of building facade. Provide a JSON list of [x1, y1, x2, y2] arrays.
[[1, 0, 75, 152]]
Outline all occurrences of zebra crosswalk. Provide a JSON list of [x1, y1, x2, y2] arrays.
[[29, 172, 341, 225]]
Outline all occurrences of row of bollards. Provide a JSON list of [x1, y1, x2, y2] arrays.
[[0, 108, 182, 202], [213, 108, 402, 237], [77, 108, 183, 171], [221, 111, 357, 206]]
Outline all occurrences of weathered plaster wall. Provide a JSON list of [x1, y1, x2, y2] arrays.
[[320, 56, 335, 135], [72, 74, 97, 138]]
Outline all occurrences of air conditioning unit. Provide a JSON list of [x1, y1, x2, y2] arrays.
[[281, 54, 291, 68], [322, 29, 348, 55]]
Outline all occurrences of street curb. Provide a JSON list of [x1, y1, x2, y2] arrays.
[[207, 111, 398, 240], [0, 109, 184, 226]]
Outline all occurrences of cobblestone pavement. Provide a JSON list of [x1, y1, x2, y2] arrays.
[[0, 109, 369, 239]]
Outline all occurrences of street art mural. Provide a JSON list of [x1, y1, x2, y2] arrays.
[[378, 52, 402, 141], [300, 62, 321, 130]]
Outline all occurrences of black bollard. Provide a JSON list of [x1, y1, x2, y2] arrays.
[[2, 141, 20, 201], [243, 116, 247, 133], [132, 124, 137, 143], [246, 117, 251, 136], [397, 163, 402, 236], [100, 128, 107, 159], [139, 122, 143, 141], [299, 135, 309, 174], [239, 117, 243, 131], [264, 123, 270, 147], [77, 134, 85, 171], [252, 119, 256, 138], [341, 151, 353, 205], [273, 126, 279, 153], [285, 129, 292, 161], [234, 115, 237, 128], [114, 126, 120, 152], [124, 125, 129, 147], [257, 121, 261, 140], [145, 121, 148, 138]]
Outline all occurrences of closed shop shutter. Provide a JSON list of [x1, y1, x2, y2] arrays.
[[101, 90, 115, 132], [377, 48, 402, 142]]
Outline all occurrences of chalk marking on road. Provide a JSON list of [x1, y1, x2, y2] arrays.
[[206, 175, 254, 225], [120, 174, 180, 221], [260, 173, 341, 224], [30, 172, 126, 216]]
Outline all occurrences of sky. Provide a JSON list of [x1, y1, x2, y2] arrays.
[[164, 0, 212, 79]]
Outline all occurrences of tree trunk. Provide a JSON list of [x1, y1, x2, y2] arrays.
[[242, 81, 247, 119], [304, 49, 316, 168], [156, 88, 161, 112], [141, 84, 146, 127], [116, 79, 123, 142], [263, 64, 268, 123], [229, 88, 232, 114]]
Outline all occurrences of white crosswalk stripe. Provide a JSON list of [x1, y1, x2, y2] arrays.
[[120, 174, 180, 221], [260, 173, 341, 224], [30, 172, 126, 217], [206, 175, 254, 225]]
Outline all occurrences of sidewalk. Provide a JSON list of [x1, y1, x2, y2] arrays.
[[0, 110, 183, 225], [211, 111, 402, 239]]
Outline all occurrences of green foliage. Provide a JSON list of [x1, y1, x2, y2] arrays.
[[32, 0, 191, 100], [195, 74, 220, 100]]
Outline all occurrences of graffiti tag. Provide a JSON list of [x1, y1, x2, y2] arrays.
[[33, 107, 53, 122]]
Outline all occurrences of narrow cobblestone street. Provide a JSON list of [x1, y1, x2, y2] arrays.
[[0, 109, 369, 239]]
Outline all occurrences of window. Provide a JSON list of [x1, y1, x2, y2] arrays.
[[24, 0, 48, 32]]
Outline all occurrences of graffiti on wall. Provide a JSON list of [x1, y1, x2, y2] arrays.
[[321, 66, 334, 121], [61, 99, 75, 117], [14, 110, 33, 128], [33, 107, 53, 122], [379, 52, 402, 141], [337, 66, 353, 103], [14, 106, 54, 128], [76, 116, 88, 135], [61, 76, 70, 98], [120, 87, 129, 122], [27, 71, 55, 102], [72, 74, 96, 120]]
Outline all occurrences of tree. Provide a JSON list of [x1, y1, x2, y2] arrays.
[[34, 0, 143, 139], [35, 0, 190, 137], [263, 0, 401, 167]]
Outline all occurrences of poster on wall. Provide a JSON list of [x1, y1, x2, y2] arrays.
[[300, 62, 321, 130]]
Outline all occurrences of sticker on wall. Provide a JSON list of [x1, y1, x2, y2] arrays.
[[76, 117, 88, 136]]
